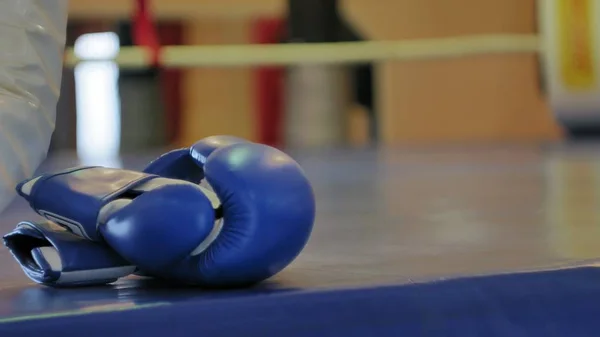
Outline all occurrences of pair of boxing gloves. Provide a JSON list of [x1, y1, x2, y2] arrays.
[[2, 136, 315, 287]]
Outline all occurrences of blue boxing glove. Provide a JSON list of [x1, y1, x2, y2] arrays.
[[3, 221, 135, 286], [100, 140, 316, 287], [13, 136, 315, 287], [15, 166, 218, 274]]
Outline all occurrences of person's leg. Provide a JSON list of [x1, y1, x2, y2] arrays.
[[0, 0, 68, 212]]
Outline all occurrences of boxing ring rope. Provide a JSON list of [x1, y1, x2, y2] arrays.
[[64, 34, 541, 68]]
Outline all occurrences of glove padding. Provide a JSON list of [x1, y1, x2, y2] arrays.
[[3, 221, 135, 287]]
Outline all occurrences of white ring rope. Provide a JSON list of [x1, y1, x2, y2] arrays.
[[64, 34, 541, 68]]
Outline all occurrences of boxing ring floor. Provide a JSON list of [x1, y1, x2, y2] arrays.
[[1, 142, 600, 336]]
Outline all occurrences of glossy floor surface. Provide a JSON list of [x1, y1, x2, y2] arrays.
[[1, 143, 600, 320]]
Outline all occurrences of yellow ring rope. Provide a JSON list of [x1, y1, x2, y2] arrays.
[[64, 34, 541, 68]]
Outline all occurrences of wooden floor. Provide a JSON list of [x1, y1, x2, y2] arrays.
[[1, 142, 600, 318]]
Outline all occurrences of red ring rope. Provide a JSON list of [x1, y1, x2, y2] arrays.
[[132, 0, 161, 67]]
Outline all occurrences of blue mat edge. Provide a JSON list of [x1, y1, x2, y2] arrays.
[[2, 266, 600, 337]]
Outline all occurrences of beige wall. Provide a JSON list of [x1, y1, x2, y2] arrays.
[[344, 0, 563, 143], [68, 0, 283, 19], [69, 0, 564, 146], [178, 18, 256, 146]]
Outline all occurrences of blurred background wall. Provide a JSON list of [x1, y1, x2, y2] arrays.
[[344, 0, 562, 143], [55, 0, 563, 159]]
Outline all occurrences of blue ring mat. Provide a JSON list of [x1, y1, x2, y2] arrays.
[[1, 146, 600, 336], [1, 267, 600, 337]]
